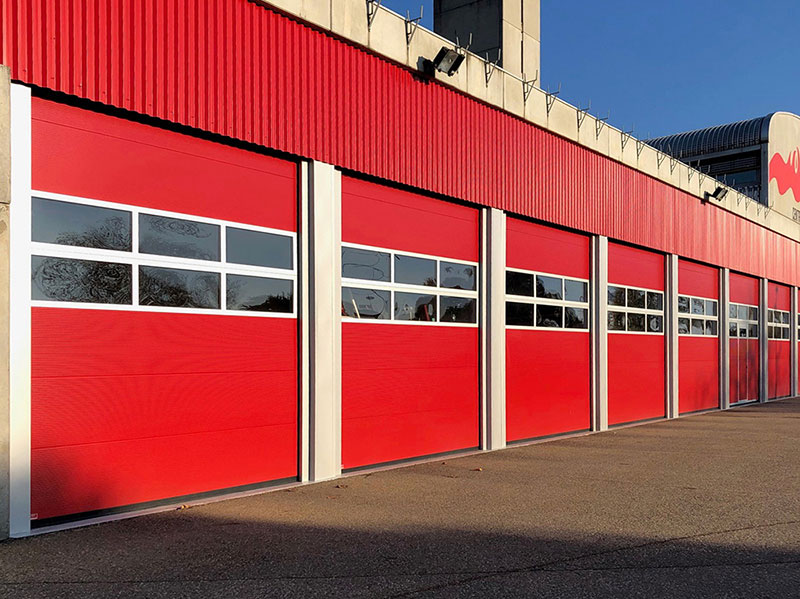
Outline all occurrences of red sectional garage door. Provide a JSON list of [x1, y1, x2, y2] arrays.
[[767, 282, 791, 399], [341, 177, 480, 469], [505, 219, 591, 441], [729, 273, 760, 405], [677, 260, 720, 414], [30, 98, 298, 524], [607, 243, 665, 425]]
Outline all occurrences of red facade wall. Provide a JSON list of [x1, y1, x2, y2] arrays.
[[607, 242, 665, 425], [505, 219, 591, 441], [31, 99, 299, 520], [4, 0, 800, 285], [341, 177, 480, 468]]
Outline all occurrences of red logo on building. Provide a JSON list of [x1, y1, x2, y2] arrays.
[[769, 149, 800, 202]]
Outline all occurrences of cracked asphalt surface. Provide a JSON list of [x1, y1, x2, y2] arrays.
[[2, 398, 800, 598]]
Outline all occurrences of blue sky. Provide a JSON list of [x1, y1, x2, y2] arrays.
[[382, 0, 800, 137]]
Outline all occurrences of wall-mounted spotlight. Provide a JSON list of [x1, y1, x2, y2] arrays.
[[703, 186, 728, 203], [423, 47, 464, 77]]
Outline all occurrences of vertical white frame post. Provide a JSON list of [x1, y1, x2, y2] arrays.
[[720, 268, 730, 410], [791, 286, 798, 398], [759, 278, 768, 402], [8, 83, 31, 537], [298, 163, 310, 482], [591, 235, 608, 431], [665, 254, 679, 418], [482, 208, 505, 451], [306, 161, 341, 481]]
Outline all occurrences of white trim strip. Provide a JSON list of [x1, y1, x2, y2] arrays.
[[9, 83, 32, 537]]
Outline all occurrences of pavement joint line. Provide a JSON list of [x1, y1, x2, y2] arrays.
[[384, 517, 800, 598], [1, 518, 798, 589]]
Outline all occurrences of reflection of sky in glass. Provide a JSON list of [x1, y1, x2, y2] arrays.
[[536, 275, 562, 299], [227, 228, 293, 270], [342, 248, 390, 282], [440, 262, 476, 290], [33, 198, 131, 251], [395, 256, 436, 286], [564, 280, 587, 303], [139, 214, 220, 261], [227, 274, 292, 312]]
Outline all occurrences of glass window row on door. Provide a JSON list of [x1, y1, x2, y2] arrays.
[[607, 284, 664, 334], [341, 244, 479, 325], [768, 309, 790, 340], [678, 294, 718, 337], [505, 268, 590, 330], [729, 303, 759, 338], [30, 193, 296, 316]]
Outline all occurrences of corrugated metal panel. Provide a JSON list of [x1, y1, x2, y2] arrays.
[[2, 0, 799, 285]]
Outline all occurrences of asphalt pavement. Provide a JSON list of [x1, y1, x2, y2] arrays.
[[2, 399, 799, 598]]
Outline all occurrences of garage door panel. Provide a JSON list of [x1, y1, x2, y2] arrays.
[[31, 369, 297, 449], [32, 98, 296, 230], [32, 309, 297, 378], [678, 337, 719, 413], [506, 330, 590, 441], [341, 177, 480, 469], [608, 335, 665, 425], [768, 340, 791, 398], [342, 177, 479, 262], [31, 422, 298, 522], [677, 260, 720, 413], [506, 219, 590, 279], [342, 324, 479, 469], [30, 99, 299, 523]]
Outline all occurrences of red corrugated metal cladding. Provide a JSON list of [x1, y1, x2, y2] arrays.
[[3, 0, 800, 285]]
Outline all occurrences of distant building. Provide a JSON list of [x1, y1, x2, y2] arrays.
[[648, 113, 800, 215]]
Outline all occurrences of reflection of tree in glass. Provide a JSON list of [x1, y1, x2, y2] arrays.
[[226, 278, 291, 312], [55, 216, 131, 251], [141, 215, 216, 260], [441, 298, 475, 322], [33, 257, 131, 303], [139, 267, 219, 308]]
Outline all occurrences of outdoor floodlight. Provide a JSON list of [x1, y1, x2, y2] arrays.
[[430, 46, 464, 77]]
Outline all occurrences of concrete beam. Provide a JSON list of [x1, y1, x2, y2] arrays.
[[482, 208, 506, 450], [759, 278, 768, 403], [8, 82, 31, 537], [666, 254, 679, 418], [720, 268, 730, 410], [306, 161, 342, 481], [792, 287, 798, 398], [591, 235, 608, 431], [0, 66, 10, 540]]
